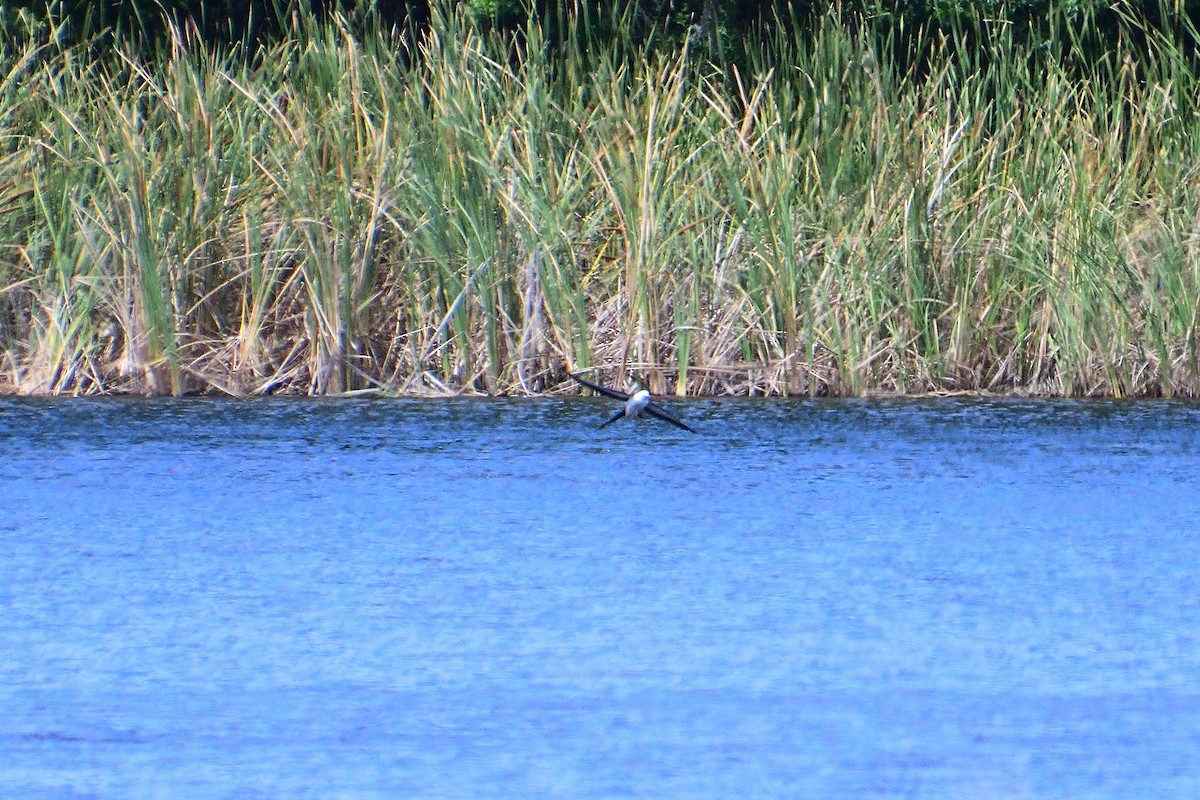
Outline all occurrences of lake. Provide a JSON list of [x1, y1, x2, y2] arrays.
[[1, 396, 1198, 798]]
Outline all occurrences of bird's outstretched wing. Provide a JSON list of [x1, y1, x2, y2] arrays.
[[569, 372, 631, 401], [599, 409, 626, 429], [645, 403, 697, 433]]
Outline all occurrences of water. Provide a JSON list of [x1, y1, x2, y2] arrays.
[[1, 396, 1198, 799]]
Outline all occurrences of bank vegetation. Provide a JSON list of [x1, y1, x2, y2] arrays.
[[2, 3, 1199, 397]]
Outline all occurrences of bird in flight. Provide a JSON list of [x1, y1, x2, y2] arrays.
[[569, 372, 697, 433]]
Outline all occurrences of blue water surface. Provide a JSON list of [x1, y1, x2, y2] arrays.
[[1, 396, 1198, 799]]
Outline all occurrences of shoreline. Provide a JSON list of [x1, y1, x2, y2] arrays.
[[0, 376, 1189, 401]]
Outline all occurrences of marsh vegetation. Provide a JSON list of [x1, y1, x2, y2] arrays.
[[2, 3, 1198, 396]]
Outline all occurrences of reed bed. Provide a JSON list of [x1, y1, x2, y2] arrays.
[[2, 4, 1199, 397]]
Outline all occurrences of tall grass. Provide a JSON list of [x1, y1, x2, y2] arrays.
[[2, 3, 1199, 396]]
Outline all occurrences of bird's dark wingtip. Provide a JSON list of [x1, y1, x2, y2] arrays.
[[646, 403, 698, 433], [598, 408, 625, 429]]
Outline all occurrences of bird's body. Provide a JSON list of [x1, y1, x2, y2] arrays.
[[627, 388, 652, 415], [570, 373, 696, 433]]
